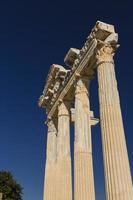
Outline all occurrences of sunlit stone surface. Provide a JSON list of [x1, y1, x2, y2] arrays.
[[96, 44, 133, 200], [74, 78, 96, 200], [39, 21, 133, 200]]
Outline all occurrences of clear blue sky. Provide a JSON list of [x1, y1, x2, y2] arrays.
[[0, 0, 133, 200]]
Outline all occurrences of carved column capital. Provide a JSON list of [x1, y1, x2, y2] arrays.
[[47, 119, 57, 133], [96, 43, 116, 65], [58, 100, 71, 117], [75, 77, 91, 96]]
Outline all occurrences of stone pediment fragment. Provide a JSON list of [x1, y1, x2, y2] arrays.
[[39, 64, 69, 108], [39, 21, 119, 116], [89, 21, 115, 41], [64, 48, 80, 68]]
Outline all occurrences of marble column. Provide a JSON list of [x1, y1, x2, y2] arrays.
[[74, 77, 96, 200], [43, 119, 57, 200], [96, 43, 133, 200], [56, 101, 72, 200]]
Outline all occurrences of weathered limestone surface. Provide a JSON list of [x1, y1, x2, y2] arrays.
[[39, 21, 133, 200], [97, 43, 133, 200], [56, 101, 72, 200], [43, 119, 57, 200], [74, 78, 95, 200]]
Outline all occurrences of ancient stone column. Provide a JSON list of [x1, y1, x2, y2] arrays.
[[96, 43, 133, 200], [56, 101, 72, 200], [43, 119, 57, 200], [74, 77, 96, 200]]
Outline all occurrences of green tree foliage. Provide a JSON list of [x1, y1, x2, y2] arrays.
[[0, 171, 23, 200]]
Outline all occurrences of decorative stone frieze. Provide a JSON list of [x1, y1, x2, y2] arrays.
[[64, 48, 80, 68], [39, 64, 70, 112], [39, 21, 117, 118]]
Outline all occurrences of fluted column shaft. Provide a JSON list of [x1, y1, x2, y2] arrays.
[[97, 44, 133, 200], [44, 119, 57, 200], [56, 101, 72, 200], [74, 77, 96, 200]]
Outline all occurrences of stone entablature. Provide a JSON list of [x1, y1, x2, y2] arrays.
[[39, 21, 118, 118], [39, 64, 70, 110]]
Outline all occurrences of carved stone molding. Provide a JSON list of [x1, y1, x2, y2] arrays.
[[39, 64, 70, 111], [75, 78, 89, 96], [58, 101, 70, 117], [47, 119, 57, 133], [96, 44, 114, 63], [39, 21, 118, 118]]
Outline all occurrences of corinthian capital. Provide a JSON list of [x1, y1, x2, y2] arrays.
[[58, 101, 70, 117], [75, 77, 90, 95], [47, 119, 57, 133], [96, 43, 116, 65]]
